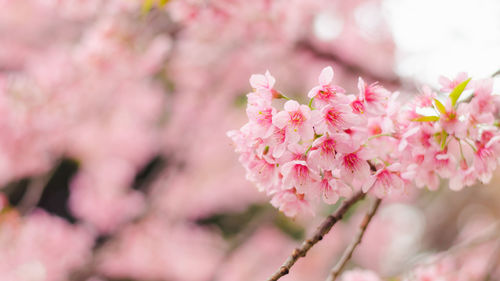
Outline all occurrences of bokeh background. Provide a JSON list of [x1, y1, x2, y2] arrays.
[[1, 0, 500, 280]]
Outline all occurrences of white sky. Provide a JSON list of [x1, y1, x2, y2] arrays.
[[382, 0, 500, 90]]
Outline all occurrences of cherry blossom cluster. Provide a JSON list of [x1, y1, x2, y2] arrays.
[[228, 67, 500, 216], [0, 196, 93, 281]]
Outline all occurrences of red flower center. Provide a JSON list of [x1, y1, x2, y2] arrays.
[[290, 111, 305, 126], [343, 153, 360, 170]]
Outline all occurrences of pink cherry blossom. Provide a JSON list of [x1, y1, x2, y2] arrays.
[[351, 96, 366, 115], [314, 103, 362, 134], [336, 148, 373, 191], [468, 78, 498, 124], [431, 150, 457, 178], [449, 159, 476, 191], [307, 133, 352, 171], [267, 126, 290, 158], [473, 135, 500, 183], [367, 164, 405, 197], [308, 66, 346, 107], [273, 100, 315, 141], [357, 77, 390, 115], [246, 104, 276, 138], [245, 155, 279, 193], [281, 160, 319, 193], [439, 72, 468, 92], [439, 99, 468, 138], [248, 70, 278, 104], [316, 170, 352, 204], [250, 70, 275, 90], [230, 67, 500, 217], [270, 188, 312, 217]]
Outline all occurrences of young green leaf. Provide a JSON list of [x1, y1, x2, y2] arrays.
[[449, 78, 471, 107], [308, 97, 314, 109], [440, 130, 448, 150], [412, 116, 440, 122], [141, 0, 154, 15], [433, 98, 446, 115], [159, 0, 170, 7]]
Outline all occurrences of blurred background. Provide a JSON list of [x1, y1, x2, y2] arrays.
[[0, 0, 500, 280]]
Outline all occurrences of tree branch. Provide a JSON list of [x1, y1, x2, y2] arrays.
[[18, 169, 57, 215], [481, 238, 500, 281], [326, 198, 382, 281], [267, 191, 366, 281], [295, 40, 401, 86]]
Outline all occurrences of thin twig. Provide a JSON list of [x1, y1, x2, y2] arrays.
[[326, 198, 382, 281], [444, 222, 500, 257], [431, 222, 500, 261], [209, 208, 278, 281], [267, 191, 366, 281], [482, 238, 500, 281], [400, 221, 500, 277], [18, 170, 56, 215]]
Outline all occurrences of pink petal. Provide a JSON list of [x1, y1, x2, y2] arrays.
[[332, 133, 354, 154], [308, 86, 321, 98], [264, 70, 276, 88], [272, 111, 289, 129], [249, 74, 268, 89], [357, 77, 366, 95], [284, 100, 300, 112], [299, 125, 314, 141], [438, 76, 451, 88], [318, 66, 333, 86], [449, 176, 464, 191], [361, 175, 375, 193], [299, 105, 311, 119]]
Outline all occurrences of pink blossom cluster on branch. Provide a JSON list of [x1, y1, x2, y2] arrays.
[[228, 67, 500, 216]]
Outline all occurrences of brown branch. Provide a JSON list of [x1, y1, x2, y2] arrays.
[[267, 190, 366, 281], [326, 198, 382, 281], [18, 168, 57, 215], [295, 40, 401, 86]]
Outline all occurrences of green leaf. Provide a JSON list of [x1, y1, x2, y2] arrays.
[[141, 0, 154, 15], [440, 130, 448, 150], [233, 93, 247, 108], [274, 213, 305, 241], [412, 116, 440, 122], [449, 78, 471, 107], [433, 98, 446, 115], [159, 0, 170, 6], [196, 204, 265, 239], [308, 97, 314, 109]]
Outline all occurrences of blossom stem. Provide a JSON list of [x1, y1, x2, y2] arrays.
[[304, 145, 313, 156], [308, 97, 315, 109], [463, 138, 478, 153], [326, 198, 382, 281], [457, 138, 467, 164], [367, 133, 394, 141], [277, 93, 291, 100], [400, 221, 500, 275], [17, 163, 59, 215], [266, 191, 366, 281]]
